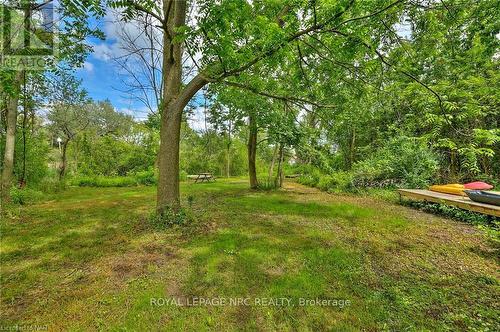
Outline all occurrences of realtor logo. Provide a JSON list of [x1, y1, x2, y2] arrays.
[[0, 0, 59, 70]]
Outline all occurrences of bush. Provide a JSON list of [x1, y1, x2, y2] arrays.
[[9, 187, 44, 205], [317, 175, 333, 191], [317, 172, 355, 193], [257, 178, 278, 191], [149, 207, 194, 229], [403, 200, 499, 230], [71, 171, 161, 187], [37, 177, 67, 193], [295, 137, 438, 193], [134, 170, 157, 185], [297, 165, 322, 187], [353, 136, 439, 188], [179, 170, 188, 181], [72, 176, 138, 187]]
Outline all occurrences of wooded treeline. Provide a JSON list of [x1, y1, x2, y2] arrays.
[[1, 0, 498, 209]]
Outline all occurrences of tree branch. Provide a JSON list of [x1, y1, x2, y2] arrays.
[[222, 80, 334, 109]]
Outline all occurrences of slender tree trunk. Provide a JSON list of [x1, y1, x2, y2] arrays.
[[20, 71, 29, 187], [226, 142, 231, 178], [1, 71, 23, 197], [268, 144, 278, 182], [59, 140, 69, 180], [20, 96, 27, 188], [226, 122, 231, 177], [349, 127, 355, 169], [275, 144, 284, 188], [248, 114, 258, 189]]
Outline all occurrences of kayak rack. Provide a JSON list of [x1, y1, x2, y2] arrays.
[[398, 189, 500, 218]]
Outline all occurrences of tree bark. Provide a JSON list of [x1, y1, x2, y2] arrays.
[[156, 0, 185, 213], [226, 122, 232, 177], [20, 71, 29, 187], [59, 139, 69, 180], [1, 71, 23, 197], [268, 144, 278, 182], [226, 141, 231, 178], [349, 127, 356, 168], [248, 113, 258, 189], [157, 104, 182, 211], [156, 0, 208, 213], [275, 143, 284, 188], [20, 95, 28, 188]]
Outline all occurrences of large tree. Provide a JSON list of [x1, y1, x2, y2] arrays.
[[110, 0, 411, 213]]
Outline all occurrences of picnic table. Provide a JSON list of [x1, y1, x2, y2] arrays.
[[194, 173, 215, 183]]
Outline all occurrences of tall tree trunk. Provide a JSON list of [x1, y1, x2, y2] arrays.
[[20, 96, 27, 188], [248, 113, 258, 189], [349, 127, 355, 169], [268, 144, 278, 182], [1, 71, 23, 197], [157, 0, 185, 213], [275, 144, 284, 188], [157, 104, 183, 212], [226, 141, 231, 178], [20, 71, 29, 187], [156, 0, 207, 213], [226, 122, 231, 177], [59, 140, 69, 180], [156, 74, 206, 213]]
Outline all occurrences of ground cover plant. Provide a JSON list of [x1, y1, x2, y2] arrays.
[[1, 179, 499, 330]]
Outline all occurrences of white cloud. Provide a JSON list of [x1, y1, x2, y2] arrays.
[[82, 61, 94, 72], [91, 8, 163, 62], [188, 106, 211, 132], [91, 43, 114, 61], [118, 106, 151, 121]]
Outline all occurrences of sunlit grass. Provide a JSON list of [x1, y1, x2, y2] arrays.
[[1, 179, 498, 330]]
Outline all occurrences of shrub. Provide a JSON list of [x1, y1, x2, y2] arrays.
[[72, 176, 138, 187], [297, 166, 322, 187], [257, 178, 278, 191], [149, 207, 194, 229], [71, 171, 161, 187], [298, 174, 319, 187], [9, 187, 44, 205], [37, 177, 67, 193], [317, 172, 355, 193], [179, 170, 188, 181], [403, 200, 499, 229], [353, 136, 439, 188], [134, 170, 157, 185], [317, 175, 333, 191]]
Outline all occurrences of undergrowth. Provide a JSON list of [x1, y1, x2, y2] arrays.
[[148, 207, 195, 229], [402, 200, 499, 241]]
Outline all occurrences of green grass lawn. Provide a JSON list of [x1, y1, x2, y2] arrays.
[[1, 179, 498, 331]]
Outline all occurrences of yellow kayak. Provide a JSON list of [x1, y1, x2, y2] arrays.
[[429, 184, 467, 196]]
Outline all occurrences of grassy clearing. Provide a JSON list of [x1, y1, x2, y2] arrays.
[[1, 179, 498, 331]]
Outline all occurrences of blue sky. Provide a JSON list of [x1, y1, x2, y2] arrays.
[[73, 14, 152, 120], [75, 49, 146, 116], [73, 14, 205, 128]]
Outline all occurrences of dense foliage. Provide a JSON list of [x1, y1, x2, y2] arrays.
[[1, 0, 498, 204]]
